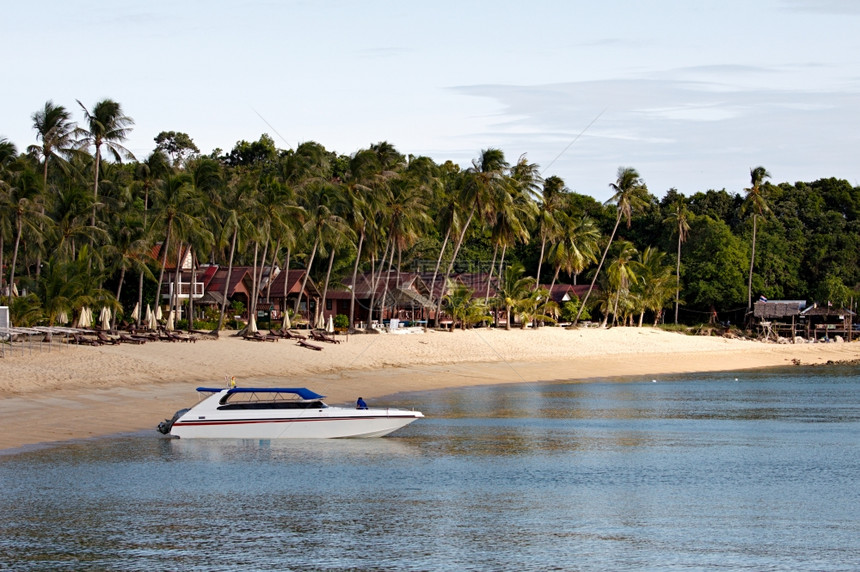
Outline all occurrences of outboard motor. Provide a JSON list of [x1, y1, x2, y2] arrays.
[[157, 408, 190, 435]]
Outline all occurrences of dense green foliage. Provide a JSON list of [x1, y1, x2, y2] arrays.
[[2, 99, 859, 329]]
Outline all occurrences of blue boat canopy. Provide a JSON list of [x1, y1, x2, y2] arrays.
[[196, 387, 326, 400]]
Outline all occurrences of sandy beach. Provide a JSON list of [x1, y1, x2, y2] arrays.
[[2, 327, 858, 452]]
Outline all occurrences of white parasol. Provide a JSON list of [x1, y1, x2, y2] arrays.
[[130, 302, 140, 322], [155, 305, 163, 321], [315, 310, 325, 330], [99, 307, 112, 331], [146, 305, 157, 330], [165, 309, 175, 331], [282, 310, 291, 330], [326, 315, 335, 334], [247, 312, 258, 333], [57, 310, 68, 325], [78, 307, 92, 329]]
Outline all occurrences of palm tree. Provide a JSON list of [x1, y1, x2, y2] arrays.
[[150, 172, 198, 315], [633, 246, 675, 326], [574, 167, 649, 325], [485, 155, 538, 301], [605, 241, 640, 326], [29, 101, 76, 195], [343, 149, 385, 330], [435, 148, 509, 324], [663, 195, 691, 324], [76, 99, 135, 228], [547, 213, 599, 291], [5, 156, 47, 294], [534, 175, 566, 289], [0, 138, 18, 292], [442, 281, 491, 330], [494, 262, 536, 330], [743, 166, 771, 311]]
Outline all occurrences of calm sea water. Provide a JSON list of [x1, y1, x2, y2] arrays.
[[2, 366, 859, 571]]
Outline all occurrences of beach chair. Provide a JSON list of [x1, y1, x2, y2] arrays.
[[285, 330, 307, 340], [119, 333, 146, 345], [72, 333, 101, 346], [311, 330, 340, 344], [297, 339, 323, 351], [244, 331, 277, 342], [96, 331, 120, 345]]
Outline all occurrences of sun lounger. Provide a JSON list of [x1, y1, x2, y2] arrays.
[[72, 333, 101, 346], [285, 330, 307, 340], [119, 333, 146, 345], [311, 330, 341, 344], [96, 331, 120, 345], [297, 339, 323, 351], [244, 332, 277, 342]]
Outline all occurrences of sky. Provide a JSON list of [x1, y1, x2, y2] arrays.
[[3, 0, 860, 202]]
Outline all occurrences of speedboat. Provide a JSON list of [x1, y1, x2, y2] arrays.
[[157, 387, 423, 439]]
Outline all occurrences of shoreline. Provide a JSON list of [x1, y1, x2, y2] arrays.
[[2, 327, 858, 453]]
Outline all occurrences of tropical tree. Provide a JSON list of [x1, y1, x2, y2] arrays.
[[664, 195, 691, 324], [534, 175, 566, 288], [494, 262, 536, 330], [28, 101, 76, 196], [633, 246, 675, 326], [743, 166, 771, 311], [435, 148, 509, 323], [442, 281, 491, 330], [76, 98, 135, 228], [574, 167, 649, 325], [547, 213, 599, 291], [604, 241, 640, 326]]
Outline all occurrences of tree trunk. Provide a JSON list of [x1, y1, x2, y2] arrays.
[[213, 228, 238, 336], [429, 226, 451, 305], [747, 213, 757, 311], [675, 233, 682, 324], [319, 246, 336, 324], [535, 234, 547, 291], [348, 227, 366, 330], [294, 238, 319, 318], [435, 206, 476, 325], [574, 211, 622, 325]]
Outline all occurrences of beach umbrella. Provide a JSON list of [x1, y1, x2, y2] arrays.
[[166, 310, 175, 331], [315, 310, 325, 330], [247, 312, 258, 333], [326, 315, 335, 334], [130, 302, 140, 322], [282, 311, 291, 330], [78, 307, 92, 329], [146, 306, 157, 330], [155, 305, 163, 321], [57, 311, 68, 325], [11, 283, 18, 297], [100, 307, 112, 331]]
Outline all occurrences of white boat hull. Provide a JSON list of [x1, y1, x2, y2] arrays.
[[171, 408, 422, 439]]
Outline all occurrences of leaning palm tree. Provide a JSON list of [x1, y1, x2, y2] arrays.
[[663, 196, 691, 324], [574, 167, 649, 325], [435, 148, 509, 324], [76, 98, 135, 228], [743, 166, 771, 311]]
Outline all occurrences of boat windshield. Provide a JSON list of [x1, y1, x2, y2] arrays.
[[217, 389, 327, 410]]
